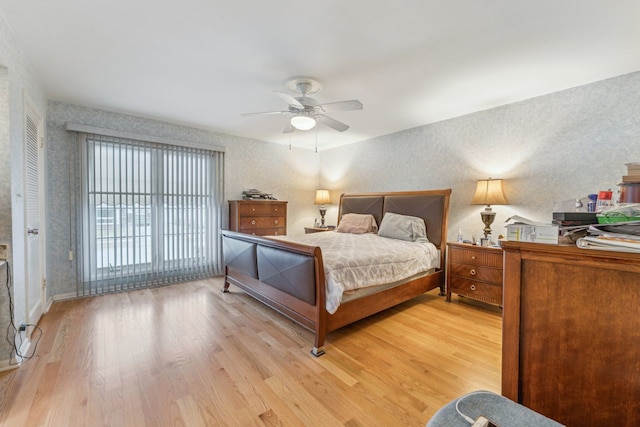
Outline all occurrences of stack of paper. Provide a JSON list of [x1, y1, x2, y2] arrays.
[[576, 221, 640, 252]]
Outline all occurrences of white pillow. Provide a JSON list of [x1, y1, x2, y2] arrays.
[[378, 212, 428, 242], [335, 213, 378, 234]]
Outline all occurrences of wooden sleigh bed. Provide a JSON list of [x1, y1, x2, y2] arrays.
[[221, 189, 451, 356]]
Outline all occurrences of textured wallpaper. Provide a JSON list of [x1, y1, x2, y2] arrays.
[[46, 101, 321, 298], [319, 71, 640, 243]]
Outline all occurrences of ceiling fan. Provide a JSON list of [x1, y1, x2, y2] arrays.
[[243, 76, 363, 133]]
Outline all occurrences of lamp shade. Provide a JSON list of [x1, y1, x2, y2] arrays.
[[291, 115, 316, 131], [470, 178, 508, 206], [314, 189, 332, 205]]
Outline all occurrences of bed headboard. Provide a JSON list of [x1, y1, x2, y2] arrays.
[[337, 189, 452, 248]]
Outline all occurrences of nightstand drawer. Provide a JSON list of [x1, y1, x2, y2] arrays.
[[450, 262, 502, 284], [449, 246, 502, 268], [449, 276, 502, 305]]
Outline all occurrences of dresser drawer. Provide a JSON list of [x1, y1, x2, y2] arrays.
[[239, 227, 285, 236], [450, 262, 502, 284], [239, 216, 285, 229], [449, 276, 502, 305], [449, 246, 502, 268], [238, 203, 285, 216]]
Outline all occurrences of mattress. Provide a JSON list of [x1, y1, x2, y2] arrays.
[[271, 231, 439, 314]]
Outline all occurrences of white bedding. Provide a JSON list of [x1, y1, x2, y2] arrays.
[[271, 231, 439, 314]]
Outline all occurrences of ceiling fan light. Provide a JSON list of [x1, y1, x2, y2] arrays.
[[290, 115, 316, 130]]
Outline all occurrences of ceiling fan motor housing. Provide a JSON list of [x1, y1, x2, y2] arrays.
[[243, 76, 361, 133]]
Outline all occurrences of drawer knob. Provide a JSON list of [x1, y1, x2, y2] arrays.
[[470, 269, 476, 276], [252, 208, 255, 212], [470, 284, 476, 291], [471, 256, 476, 260], [275, 208, 278, 211], [251, 220, 256, 225], [274, 219, 278, 224]]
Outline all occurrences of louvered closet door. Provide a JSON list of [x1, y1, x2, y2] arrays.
[[25, 98, 45, 331]]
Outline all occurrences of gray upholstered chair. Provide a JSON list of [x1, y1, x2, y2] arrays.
[[427, 391, 564, 427]]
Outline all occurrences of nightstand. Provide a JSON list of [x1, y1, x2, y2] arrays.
[[304, 226, 335, 234], [446, 241, 503, 306]]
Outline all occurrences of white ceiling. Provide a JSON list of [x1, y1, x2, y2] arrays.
[[1, 1, 639, 150]]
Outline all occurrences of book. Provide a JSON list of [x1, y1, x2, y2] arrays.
[[621, 175, 640, 183], [626, 163, 640, 174]]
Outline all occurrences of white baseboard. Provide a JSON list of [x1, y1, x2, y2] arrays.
[[0, 358, 20, 372], [52, 291, 78, 302]]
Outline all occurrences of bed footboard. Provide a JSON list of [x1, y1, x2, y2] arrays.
[[221, 230, 328, 355]]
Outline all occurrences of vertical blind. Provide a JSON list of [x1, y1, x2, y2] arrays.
[[75, 131, 224, 296]]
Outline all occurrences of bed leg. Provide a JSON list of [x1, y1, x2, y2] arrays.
[[438, 283, 445, 296], [311, 347, 325, 357], [311, 330, 326, 357], [222, 281, 230, 293]]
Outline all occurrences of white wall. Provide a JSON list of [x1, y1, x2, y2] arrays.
[[319, 72, 640, 242]]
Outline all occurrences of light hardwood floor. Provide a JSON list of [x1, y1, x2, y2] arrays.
[[0, 277, 501, 426]]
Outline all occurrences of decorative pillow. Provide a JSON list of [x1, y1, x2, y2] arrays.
[[335, 213, 379, 234], [378, 212, 428, 242]]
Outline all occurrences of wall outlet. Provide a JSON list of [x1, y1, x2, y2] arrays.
[[0, 244, 7, 260]]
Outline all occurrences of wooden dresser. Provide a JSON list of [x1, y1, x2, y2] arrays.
[[446, 242, 503, 306], [228, 200, 287, 236], [501, 240, 640, 426]]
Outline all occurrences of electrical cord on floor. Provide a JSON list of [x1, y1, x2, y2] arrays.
[[455, 391, 498, 426], [3, 259, 43, 364]]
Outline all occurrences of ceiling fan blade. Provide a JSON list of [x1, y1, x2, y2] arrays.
[[274, 91, 304, 109], [241, 110, 288, 116], [318, 115, 349, 132], [319, 100, 363, 113], [282, 122, 294, 134]]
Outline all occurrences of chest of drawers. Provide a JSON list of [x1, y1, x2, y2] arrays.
[[446, 242, 503, 306], [228, 200, 287, 236]]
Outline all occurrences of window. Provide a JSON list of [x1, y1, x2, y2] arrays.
[[75, 131, 224, 295]]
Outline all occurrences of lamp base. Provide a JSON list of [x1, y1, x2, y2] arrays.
[[480, 207, 496, 238], [319, 207, 327, 228]]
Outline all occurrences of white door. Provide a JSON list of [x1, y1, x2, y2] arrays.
[[24, 97, 45, 331]]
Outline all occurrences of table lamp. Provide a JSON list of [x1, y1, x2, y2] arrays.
[[314, 189, 332, 228], [470, 178, 508, 238]]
